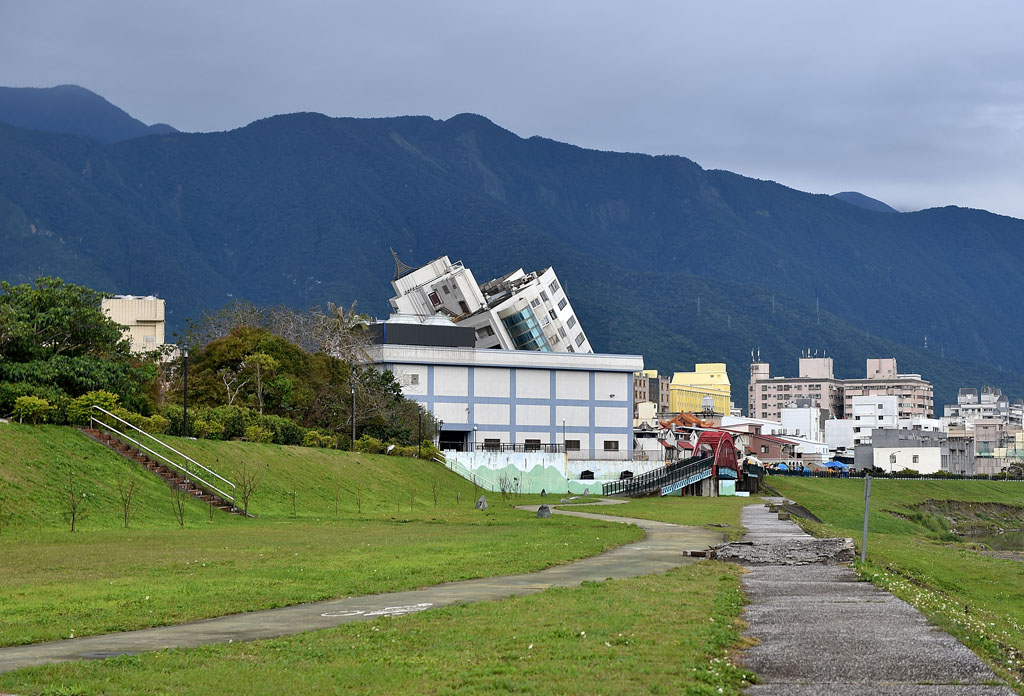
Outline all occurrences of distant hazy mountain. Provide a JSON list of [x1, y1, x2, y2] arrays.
[[832, 191, 899, 214], [1, 93, 1023, 409], [0, 84, 176, 143]]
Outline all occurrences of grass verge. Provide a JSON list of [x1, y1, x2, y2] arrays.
[[0, 562, 754, 696], [567, 496, 754, 540]]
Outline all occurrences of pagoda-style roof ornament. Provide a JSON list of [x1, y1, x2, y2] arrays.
[[390, 247, 419, 281]]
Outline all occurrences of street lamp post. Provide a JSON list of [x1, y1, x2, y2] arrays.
[[350, 385, 356, 451], [472, 426, 478, 452], [562, 418, 566, 453], [889, 450, 901, 476], [418, 411, 422, 458], [182, 347, 189, 438], [437, 419, 444, 449]]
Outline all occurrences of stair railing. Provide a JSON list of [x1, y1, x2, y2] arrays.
[[602, 455, 715, 496], [89, 405, 236, 506]]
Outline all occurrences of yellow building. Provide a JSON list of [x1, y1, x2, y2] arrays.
[[670, 363, 730, 415]]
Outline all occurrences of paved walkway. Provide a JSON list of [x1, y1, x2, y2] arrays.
[[0, 500, 723, 674], [739, 499, 1015, 695]]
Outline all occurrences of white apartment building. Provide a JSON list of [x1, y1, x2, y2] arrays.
[[850, 395, 899, 446], [101, 295, 165, 353], [943, 386, 1024, 431], [388, 252, 592, 354]]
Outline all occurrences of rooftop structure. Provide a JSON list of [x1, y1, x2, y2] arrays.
[[670, 363, 731, 416]]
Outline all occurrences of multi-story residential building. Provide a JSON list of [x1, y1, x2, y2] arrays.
[[101, 295, 166, 354], [748, 356, 843, 420], [850, 395, 899, 446], [670, 363, 731, 416], [748, 356, 933, 420], [943, 386, 1024, 430], [632, 369, 671, 417], [841, 358, 934, 419], [388, 252, 592, 354]]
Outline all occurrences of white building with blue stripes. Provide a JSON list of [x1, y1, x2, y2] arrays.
[[369, 341, 642, 459]]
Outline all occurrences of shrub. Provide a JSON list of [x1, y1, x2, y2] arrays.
[[146, 414, 170, 434], [303, 430, 339, 449], [13, 395, 54, 425], [244, 425, 274, 443], [67, 390, 121, 425], [354, 434, 385, 454], [208, 405, 252, 439]]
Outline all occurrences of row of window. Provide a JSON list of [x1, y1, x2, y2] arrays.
[[482, 438, 619, 451]]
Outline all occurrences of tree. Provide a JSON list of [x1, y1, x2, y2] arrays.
[[116, 470, 137, 529], [61, 466, 86, 532], [235, 460, 263, 516], [0, 277, 157, 413], [243, 352, 279, 414], [218, 366, 249, 406]]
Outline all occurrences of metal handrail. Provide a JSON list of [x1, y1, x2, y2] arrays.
[[442, 453, 500, 492], [602, 455, 715, 496], [90, 405, 236, 504]]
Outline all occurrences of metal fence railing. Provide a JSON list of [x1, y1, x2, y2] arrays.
[[90, 405, 237, 505], [602, 456, 715, 497]]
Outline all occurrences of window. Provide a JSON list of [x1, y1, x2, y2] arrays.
[[567, 315, 577, 329], [428, 291, 441, 306], [531, 298, 541, 308], [525, 439, 541, 452], [484, 438, 501, 451], [761, 445, 769, 454], [912, 455, 920, 464], [565, 439, 581, 451], [567, 345, 575, 352], [476, 325, 495, 338], [580, 470, 595, 480], [540, 290, 549, 302], [409, 374, 419, 386], [458, 300, 469, 313], [549, 309, 557, 320], [603, 440, 619, 451], [575, 333, 586, 347], [558, 298, 568, 310], [442, 285, 450, 295], [549, 279, 560, 293], [559, 327, 567, 338]]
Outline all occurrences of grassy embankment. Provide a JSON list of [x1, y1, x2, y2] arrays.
[[0, 423, 641, 646], [770, 476, 1024, 691], [0, 423, 759, 694]]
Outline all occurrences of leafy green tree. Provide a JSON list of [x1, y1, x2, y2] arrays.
[[243, 352, 279, 414], [0, 278, 157, 412]]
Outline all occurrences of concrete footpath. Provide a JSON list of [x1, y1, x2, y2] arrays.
[[739, 500, 1015, 695], [0, 500, 722, 674]]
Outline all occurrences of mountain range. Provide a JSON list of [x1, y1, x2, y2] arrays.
[[2, 85, 1023, 411]]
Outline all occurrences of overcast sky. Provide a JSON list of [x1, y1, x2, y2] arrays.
[[3, 1, 1023, 218]]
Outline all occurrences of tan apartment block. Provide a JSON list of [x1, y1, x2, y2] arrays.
[[101, 295, 165, 353], [749, 356, 933, 420]]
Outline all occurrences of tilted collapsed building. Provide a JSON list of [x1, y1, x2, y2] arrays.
[[387, 250, 593, 354]]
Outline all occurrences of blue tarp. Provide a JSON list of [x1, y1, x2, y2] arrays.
[[777, 463, 789, 471], [825, 461, 850, 470]]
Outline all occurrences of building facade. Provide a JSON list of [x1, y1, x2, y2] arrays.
[[749, 356, 933, 420], [101, 295, 165, 353], [670, 363, 731, 415], [368, 340, 641, 460], [632, 369, 671, 417]]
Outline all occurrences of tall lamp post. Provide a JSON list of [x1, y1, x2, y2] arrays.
[[562, 418, 566, 453], [437, 419, 444, 449], [182, 347, 189, 438], [350, 385, 356, 451], [472, 426, 478, 452]]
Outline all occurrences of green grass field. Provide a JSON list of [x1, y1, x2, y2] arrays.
[[770, 476, 1024, 691], [568, 495, 753, 540], [0, 424, 641, 645], [0, 562, 754, 696]]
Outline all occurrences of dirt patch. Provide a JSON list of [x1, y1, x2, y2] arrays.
[[907, 500, 1024, 536]]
